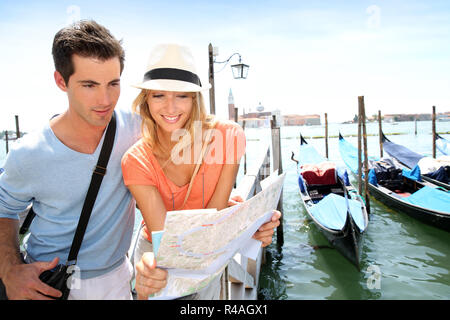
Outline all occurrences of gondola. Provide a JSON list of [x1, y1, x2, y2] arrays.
[[381, 132, 449, 190], [293, 134, 369, 270], [339, 133, 450, 232]]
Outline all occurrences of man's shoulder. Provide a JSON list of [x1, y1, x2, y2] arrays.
[[2, 125, 52, 171], [115, 107, 141, 126], [114, 107, 142, 141]]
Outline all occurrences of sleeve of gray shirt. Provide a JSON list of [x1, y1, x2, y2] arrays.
[[0, 146, 34, 220]]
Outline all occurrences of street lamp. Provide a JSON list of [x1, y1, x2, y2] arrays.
[[231, 59, 249, 79], [216, 52, 249, 80], [208, 43, 249, 114]]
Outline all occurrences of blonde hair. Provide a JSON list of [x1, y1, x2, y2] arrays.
[[132, 89, 217, 156]]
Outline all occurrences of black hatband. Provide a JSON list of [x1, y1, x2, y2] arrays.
[[143, 68, 202, 87]]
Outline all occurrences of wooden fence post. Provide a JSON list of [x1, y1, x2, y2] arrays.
[[432, 106, 436, 158], [5, 131, 9, 154], [359, 96, 371, 214], [242, 119, 247, 175], [378, 110, 383, 158], [325, 113, 328, 159], [357, 102, 362, 195], [271, 115, 284, 247], [208, 44, 216, 115], [15, 115, 20, 139]]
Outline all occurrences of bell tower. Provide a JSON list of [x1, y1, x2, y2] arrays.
[[228, 89, 235, 121]]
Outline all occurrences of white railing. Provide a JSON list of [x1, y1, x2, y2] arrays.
[[221, 144, 272, 300]]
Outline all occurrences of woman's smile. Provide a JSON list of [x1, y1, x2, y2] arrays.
[[161, 114, 182, 124]]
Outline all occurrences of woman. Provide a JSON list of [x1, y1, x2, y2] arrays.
[[121, 44, 281, 299]]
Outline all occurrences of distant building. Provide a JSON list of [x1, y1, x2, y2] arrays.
[[238, 103, 283, 128], [382, 112, 450, 122], [283, 114, 321, 126], [243, 111, 272, 119], [437, 112, 450, 121], [383, 113, 431, 122], [239, 117, 269, 128]]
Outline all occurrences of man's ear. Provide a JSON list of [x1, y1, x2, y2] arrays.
[[54, 71, 68, 92]]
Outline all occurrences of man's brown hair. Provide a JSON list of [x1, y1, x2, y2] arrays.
[[52, 20, 125, 84]]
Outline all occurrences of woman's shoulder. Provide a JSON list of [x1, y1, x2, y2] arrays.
[[122, 138, 155, 165]]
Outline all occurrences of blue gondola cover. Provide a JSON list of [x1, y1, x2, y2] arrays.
[[404, 186, 450, 213], [402, 164, 421, 181], [298, 175, 306, 193], [309, 193, 366, 232], [368, 168, 378, 186], [383, 138, 424, 168]]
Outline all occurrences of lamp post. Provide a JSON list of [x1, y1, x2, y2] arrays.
[[208, 43, 249, 115], [208, 44, 216, 115]]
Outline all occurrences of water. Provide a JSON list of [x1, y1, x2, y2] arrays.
[[247, 121, 450, 300], [1, 120, 449, 299]]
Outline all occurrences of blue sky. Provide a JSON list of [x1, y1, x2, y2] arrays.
[[1, 0, 449, 131]]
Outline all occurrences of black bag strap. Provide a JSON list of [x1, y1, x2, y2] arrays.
[[66, 112, 116, 264], [19, 112, 117, 266], [19, 207, 36, 235]]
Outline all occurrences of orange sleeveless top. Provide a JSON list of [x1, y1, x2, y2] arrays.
[[121, 120, 246, 241]]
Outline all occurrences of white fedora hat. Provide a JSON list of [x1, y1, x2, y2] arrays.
[[133, 44, 211, 92]]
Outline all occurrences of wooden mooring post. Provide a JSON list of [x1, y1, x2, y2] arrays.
[[208, 43, 216, 115], [15, 115, 21, 140], [271, 115, 284, 247], [234, 107, 239, 188], [359, 96, 371, 214], [242, 120, 247, 175], [357, 103, 363, 195], [378, 110, 383, 158], [324, 113, 329, 159], [4, 131, 9, 154], [432, 106, 436, 159], [3, 115, 21, 154]]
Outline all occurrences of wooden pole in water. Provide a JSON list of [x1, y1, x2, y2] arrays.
[[432, 106, 436, 158], [414, 119, 417, 136], [242, 117, 247, 175], [360, 96, 371, 214], [378, 110, 383, 158], [271, 115, 284, 247], [208, 43, 216, 115], [5, 131, 9, 154], [324, 113, 328, 159], [234, 108, 239, 188], [357, 101, 362, 195], [15, 115, 20, 139]]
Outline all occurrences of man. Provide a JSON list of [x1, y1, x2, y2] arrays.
[[0, 20, 167, 300]]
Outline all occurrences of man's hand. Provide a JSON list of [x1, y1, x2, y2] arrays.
[[135, 252, 168, 300], [253, 210, 282, 247], [3, 257, 62, 300]]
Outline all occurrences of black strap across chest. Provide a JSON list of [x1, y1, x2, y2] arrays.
[[20, 112, 117, 265]]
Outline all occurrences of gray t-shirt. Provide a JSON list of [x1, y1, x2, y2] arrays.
[[0, 107, 141, 279]]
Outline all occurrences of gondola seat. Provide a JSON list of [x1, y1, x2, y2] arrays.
[[301, 161, 337, 186]]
